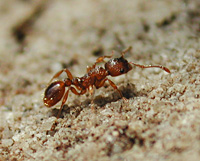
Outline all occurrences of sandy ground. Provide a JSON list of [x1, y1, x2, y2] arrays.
[[0, 0, 200, 160]]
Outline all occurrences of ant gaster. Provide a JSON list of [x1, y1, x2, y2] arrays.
[[43, 47, 170, 118]]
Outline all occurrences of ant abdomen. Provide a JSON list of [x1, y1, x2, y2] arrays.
[[43, 81, 65, 107]]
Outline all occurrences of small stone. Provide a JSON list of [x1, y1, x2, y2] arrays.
[[1, 139, 13, 147]]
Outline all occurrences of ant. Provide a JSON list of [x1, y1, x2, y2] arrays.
[[43, 47, 170, 119]]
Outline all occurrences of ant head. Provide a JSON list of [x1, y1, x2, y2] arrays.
[[43, 81, 65, 107], [105, 56, 132, 77]]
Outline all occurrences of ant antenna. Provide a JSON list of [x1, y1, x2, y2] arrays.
[[121, 46, 132, 57], [129, 62, 171, 73], [120, 47, 170, 73]]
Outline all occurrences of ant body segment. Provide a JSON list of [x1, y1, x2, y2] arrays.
[[43, 47, 170, 119]]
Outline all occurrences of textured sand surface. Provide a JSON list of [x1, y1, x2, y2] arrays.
[[0, 0, 200, 160]]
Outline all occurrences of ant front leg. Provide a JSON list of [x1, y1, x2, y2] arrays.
[[96, 78, 127, 101], [87, 52, 114, 72], [49, 68, 74, 83]]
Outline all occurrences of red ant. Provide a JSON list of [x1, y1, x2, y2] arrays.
[[43, 47, 170, 118]]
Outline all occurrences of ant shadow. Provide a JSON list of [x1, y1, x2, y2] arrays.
[[49, 83, 138, 118], [93, 82, 137, 107]]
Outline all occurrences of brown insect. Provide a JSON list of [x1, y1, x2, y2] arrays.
[[43, 47, 170, 118]]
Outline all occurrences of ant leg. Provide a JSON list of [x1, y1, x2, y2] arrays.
[[87, 52, 114, 72], [50, 87, 86, 131], [69, 86, 95, 111], [129, 62, 171, 73], [106, 79, 128, 102], [88, 85, 96, 111], [49, 68, 73, 83], [70, 87, 87, 95], [106, 79, 123, 98], [56, 88, 71, 119], [50, 87, 71, 131], [56, 87, 86, 119], [95, 52, 114, 64], [96, 78, 127, 101]]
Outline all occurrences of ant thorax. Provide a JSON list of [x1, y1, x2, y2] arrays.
[[89, 66, 109, 80], [69, 67, 106, 89]]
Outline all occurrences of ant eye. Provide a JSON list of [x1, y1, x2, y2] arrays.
[[120, 68, 124, 73]]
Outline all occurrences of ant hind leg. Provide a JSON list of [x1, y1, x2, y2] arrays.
[[50, 88, 71, 131], [50, 87, 86, 131], [56, 88, 71, 119], [56, 86, 86, 119]]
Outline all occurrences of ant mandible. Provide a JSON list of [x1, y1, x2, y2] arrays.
[[43, 47, 170, 118]]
